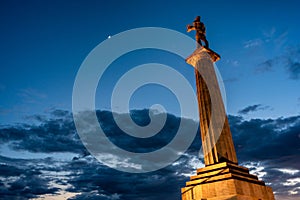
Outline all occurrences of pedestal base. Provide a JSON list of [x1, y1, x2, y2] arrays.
[[181, 162, 275, 200]]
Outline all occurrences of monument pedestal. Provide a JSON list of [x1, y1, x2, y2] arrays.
[[181, 162, 275, 200]]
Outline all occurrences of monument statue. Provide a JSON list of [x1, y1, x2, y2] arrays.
[[181, 16, 275, 200], [187, 16, 209, 48], [187, 16, 220, 62]]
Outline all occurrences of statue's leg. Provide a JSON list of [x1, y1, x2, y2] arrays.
[[196, 37, 202, 49], [204, 39, 209, 48], [199, 35, 209, 49], [202, 38, 209, 48]]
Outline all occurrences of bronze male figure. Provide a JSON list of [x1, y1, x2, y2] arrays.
[[187, 16, 209, 48]]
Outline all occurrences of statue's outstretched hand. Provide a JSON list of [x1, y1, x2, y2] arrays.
[[187, 25, 193, 32]]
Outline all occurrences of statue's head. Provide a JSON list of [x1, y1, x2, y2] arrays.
[[194, 16, 200, 22]]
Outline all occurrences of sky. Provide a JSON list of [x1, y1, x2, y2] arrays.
[[0, 0, 300, 199]]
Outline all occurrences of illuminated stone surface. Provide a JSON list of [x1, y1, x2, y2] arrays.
[[181, 47, 275, 200], [186, 47, 237, 166]]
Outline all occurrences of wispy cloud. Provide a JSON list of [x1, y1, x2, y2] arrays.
[[244, 27, 287, 49], [238, 104, 271, 115], [263, 27, 276, 41], [223, 77, 239, 83], [255, 45, 300, 79], [283, 178, 300, 186], [18, 88, 47, 104], [252, 38, 300, 81], [244, 38, 263, 49], [255, 59, 276, 74], [225, 59, 239, 67], [275, 168, 300, 175], [263, 27, 288, 48], [274, 30, 289, 49], [244, 28, 299, 79], [243, 161, 267, 179], [286, 59, 300, 80]]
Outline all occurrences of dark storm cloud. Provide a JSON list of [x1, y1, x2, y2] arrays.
[[0, 163, 26, 177], [67, 109, 200, 200], [65, 154, 193, 200], [229, 114, 300, 198], [0, 156, 60, 199], [237, 104, 270, 115], [97, 109, 181, 153], [0, 110, 86, 154], [229, 114, 300, 162], [0, 109, 201, 200], [70, 110, 299, 199], [0, 109, 300, 199], [0, 109, 197, 155], [97, 109, 200, 157], [229, 115, 300, 197]]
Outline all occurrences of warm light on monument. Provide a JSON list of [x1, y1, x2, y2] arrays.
[[181, 16, 275, 200]]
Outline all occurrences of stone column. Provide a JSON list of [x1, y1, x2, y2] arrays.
[[186, 47, 237, 166]]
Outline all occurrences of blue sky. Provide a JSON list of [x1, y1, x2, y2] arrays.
[[1, 0, 300, 124], [0, 0, 300, 199]]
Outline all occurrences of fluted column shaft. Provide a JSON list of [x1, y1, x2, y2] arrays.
[[186, 47, 238, 166]]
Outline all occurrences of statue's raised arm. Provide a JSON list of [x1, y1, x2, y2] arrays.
[[187, 24, 195, 32]]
